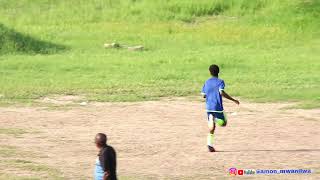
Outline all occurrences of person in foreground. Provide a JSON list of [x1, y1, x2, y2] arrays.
[[201, 64, 240, 152], [94, 133, 117, 180]]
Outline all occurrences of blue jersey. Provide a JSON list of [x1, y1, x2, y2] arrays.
[[201, 77, 225, 112]]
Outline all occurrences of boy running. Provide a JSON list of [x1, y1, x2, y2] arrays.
[[201, 64, 239, 152]]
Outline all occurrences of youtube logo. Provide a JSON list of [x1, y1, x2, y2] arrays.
[[238, 169, 244, 175]]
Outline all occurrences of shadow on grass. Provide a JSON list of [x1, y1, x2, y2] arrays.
[[298, 0, 320, 13], [217, 149, 320, 153], [0, 23, 68, 55]]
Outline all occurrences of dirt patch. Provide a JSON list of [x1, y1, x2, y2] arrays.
[[35, 95, 86, 106], [0, 99, 319, 179]]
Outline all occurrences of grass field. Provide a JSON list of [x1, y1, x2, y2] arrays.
[[0, 0, 319, 107], [0, 1, 319, 179]]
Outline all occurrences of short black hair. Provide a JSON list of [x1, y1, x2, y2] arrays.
[[209, 64, 219, 76], [95, 133, 107, 146]]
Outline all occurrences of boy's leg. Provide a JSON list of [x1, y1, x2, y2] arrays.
[[207, 113, 216, 152], [215, 112, 227, 127]]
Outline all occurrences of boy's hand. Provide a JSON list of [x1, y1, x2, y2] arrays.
[[103, 171, 109, 180], [221, 91, 239, 105], [234, 99, 240, 105]]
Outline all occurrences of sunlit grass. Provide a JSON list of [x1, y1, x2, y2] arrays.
[[0, 0, 319, 107]]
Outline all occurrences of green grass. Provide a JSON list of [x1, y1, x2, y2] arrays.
[[0, 128, 27, 137], [0, 146, 17, 157], [0, 159, 64, 180], [0, 24, 67, 55], [0, 0, 319, 107], [0, 145, 63, 180]]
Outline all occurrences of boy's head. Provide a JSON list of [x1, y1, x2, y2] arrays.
[[95, 133, 107, 148], [209, 64, 219, 77]]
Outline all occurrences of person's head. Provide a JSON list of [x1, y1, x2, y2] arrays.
[[209, 64, 219, 77], [95, 133, 107, 149]]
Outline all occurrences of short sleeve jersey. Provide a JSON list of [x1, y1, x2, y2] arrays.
[[201, 77, 225, 111]]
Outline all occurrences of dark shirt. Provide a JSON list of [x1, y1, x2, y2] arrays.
[[98, 145, 117, 180]]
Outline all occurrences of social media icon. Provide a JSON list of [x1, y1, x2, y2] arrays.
[[229, 168, 237, 176], [238, 169, 244, 175]]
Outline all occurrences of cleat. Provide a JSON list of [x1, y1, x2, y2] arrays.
[[208, 146, 215, 152]]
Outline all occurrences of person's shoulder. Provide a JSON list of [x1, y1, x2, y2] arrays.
[[206, 77, 216, 82], [217, 78, 224, 83], [106, 145, 116, 154], [207, 77, 224, 83], [100, 145, 116, 157], [100, 146, 108, 155], [205, 78, 211, 83]]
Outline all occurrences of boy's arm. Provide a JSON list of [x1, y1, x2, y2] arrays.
[[201, 83, 206, 98], [220, 90, 239, 105]]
